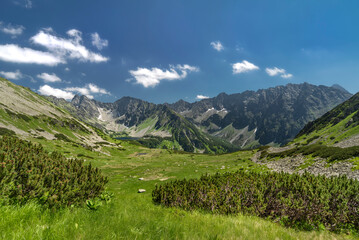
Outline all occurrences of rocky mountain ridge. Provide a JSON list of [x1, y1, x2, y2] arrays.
[[167, 83, 352, 147], [47, 94, 237, 153], [46, 82, 352, 150]]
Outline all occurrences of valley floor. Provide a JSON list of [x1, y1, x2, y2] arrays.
[[0, 139, 357, 239]]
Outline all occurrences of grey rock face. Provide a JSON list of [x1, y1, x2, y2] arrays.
[[47, 83, 352, 149], [168, 83, 352, 147]]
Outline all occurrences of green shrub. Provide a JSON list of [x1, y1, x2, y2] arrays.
[[4, 109, 31, 122], [54, 133, 73, 143], [305, 135, 320, 144], [0, 136, 108, 208], [77, 153, 94, 159], [265, 144, 359, 162], [153, 171, 359, 232], [0, 127, 16, 136]]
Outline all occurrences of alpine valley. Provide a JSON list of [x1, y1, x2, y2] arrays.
[[2, 76, 359, 239], [46, 82, 351, 152]]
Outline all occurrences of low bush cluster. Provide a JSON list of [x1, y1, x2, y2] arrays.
[[262, 144, 359, 162], [0, 127, 16, 136], [54, 133, 73, 143], [5, 109, 31, 122], [153, 171, 359, 232], [0, 136, 108, 208]]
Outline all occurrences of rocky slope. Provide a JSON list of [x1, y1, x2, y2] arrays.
[[47, 95, 237, 153], [254, 91, 359, 179], [252, 147, 359, 180], [294, 91, 359, 147], [46, 82, 351, 151], [167, 83, 352, 148], [0, 77, 105, 147]]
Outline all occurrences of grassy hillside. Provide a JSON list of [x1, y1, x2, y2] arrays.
[[0, 77, 107, 148], [294, 92, 359, 146], [136, 108, 240, 153], [0, 136, 355, 239]]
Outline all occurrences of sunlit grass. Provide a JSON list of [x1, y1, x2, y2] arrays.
[[0, 138, 356, 239]]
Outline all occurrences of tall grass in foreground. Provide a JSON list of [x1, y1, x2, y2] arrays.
[[0, 193, 349, 240]]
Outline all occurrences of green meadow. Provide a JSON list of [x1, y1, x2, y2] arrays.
[[0, 138, 356, 239]]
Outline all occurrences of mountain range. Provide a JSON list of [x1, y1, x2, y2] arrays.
[[0, 76, 353, 153], [44, 82, 352, 152]]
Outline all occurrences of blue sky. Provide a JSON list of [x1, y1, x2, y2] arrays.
[[0, 0, 359, 103]]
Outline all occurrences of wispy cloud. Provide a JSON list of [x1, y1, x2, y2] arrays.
[[0, 69, 23, 80], [196, 95, 209, 100], [30, 29, 109, 63], [210, 41, 224, 52], [0, 44, 64, 66], [0, 22, 25, 38], [129, 64, 199, 88], [25, 0, 32, 8], [38, 85, 75, 100], [265, 67, 293, 79], [265, 67, 285, 76], [281, 73, 293, 79], [91, 33, 108, 50], [37, 73, 61, 83], [232, 60, 259, 74], [13, 0, 32, 9]]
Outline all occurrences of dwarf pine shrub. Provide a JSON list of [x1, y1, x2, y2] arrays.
[[263, 144, 359, 162], [0, 136, 108, 208], [153, 171, 359, 232]]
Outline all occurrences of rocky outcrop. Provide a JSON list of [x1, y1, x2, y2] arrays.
[[253, 149, 359, 180]]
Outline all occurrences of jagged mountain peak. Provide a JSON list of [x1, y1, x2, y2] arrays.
[[165, 99, 191, 112], [331, 84, 349, 93], [71, 94, 94, 106], [46, 82, 352, 151]]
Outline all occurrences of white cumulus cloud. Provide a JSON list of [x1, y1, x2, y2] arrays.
[[66, 29, 82, 43], [0, 22, 25, 37], [37, 73, 61, 83], [265, 67, 293, 79], [65, 83, 110, 99], [91, 33, 108, 50], [196, 95, 209, 100], [210, 41, 224, 52], [30, 29, 109, 63], [232, 60, 259, 74], [129, 64, 199, 88], [87, 83, 109, 94], [265, 67, 285, 76], [281, 73, 293, 79], [65, 86, 90, 96], [0, 69, 23, 80], [0, 44, 64, 66], [38, 85, 74, 100]]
